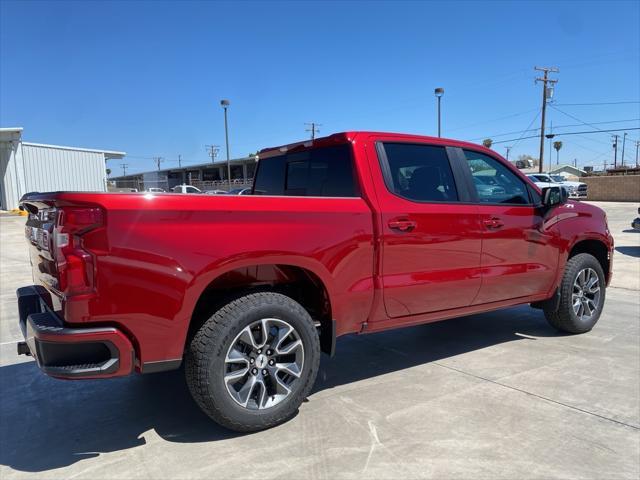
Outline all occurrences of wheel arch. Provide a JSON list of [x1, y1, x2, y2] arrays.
[[185, 262, 336, 357], [568, 238, 610, 281]]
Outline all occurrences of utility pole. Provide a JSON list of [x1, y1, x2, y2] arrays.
[[178, 154, 182, 168], [206, 145, 220, 163], [612, 134, 619, 168], [505, 146, 511, 160], [635, 141, 639, 168], [305, 122, 321, 140], [535, 66, 559, 173], [621, 132, 628, 166], [120, 163, 128, 176], [154, 157, 164, 171]]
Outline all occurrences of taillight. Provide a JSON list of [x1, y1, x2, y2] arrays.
[[53, 207, 103, 295]]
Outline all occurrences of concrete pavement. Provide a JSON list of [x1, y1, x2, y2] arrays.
[[1, 202, 638, 479]]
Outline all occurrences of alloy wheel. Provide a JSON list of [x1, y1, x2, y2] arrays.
[[572, 268, 601, 321], [224, 318, 304, 410]]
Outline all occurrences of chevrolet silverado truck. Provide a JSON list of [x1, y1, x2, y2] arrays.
[[17, 132, 613, 432]]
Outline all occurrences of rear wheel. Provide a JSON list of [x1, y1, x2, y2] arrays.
[[185, 292, 320, 432], [544, 253, 606, 334]]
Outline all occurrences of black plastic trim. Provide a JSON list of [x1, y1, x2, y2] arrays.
[[16, 285, 125, 378], [141, 359, 183, 374], [320, 319, 336, 357]]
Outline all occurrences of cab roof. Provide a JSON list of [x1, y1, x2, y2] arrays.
[[258, 131, 494, 159]]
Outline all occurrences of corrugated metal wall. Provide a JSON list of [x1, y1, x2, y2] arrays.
[[0, 142, 20, 210], [21, 144, 107, 195]]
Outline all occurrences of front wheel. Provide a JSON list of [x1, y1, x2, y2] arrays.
[[185, 292, 320, 432], [544, 253, 606, 334]]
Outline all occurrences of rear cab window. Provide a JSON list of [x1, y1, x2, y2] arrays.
[[253, 144, 359, 197], [377, 143, 459, 202]]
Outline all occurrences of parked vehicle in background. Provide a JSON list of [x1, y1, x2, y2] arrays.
[[549, 174, 588, 197], [228, 187, 252, 195], [172, 184, 202, 194], [17, 131, 613, 433], [527, 173, 587, 197], [146, 187, 165, 193], [204, 189, 229, 195], [632, 207, 640, 231]]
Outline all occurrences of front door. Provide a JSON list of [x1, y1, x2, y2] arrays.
[[459, 149, 560, 304], [372, 141, 483, 318]]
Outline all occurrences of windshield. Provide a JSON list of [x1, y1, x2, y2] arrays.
[[550, 175, 566, 182]]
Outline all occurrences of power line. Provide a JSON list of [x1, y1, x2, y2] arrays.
[[503, 109, 541, 151], [470, 117, 639, 141], [491, 127, 640, 145], [549, 105, 609, 133], [554, 101, 640, 106]]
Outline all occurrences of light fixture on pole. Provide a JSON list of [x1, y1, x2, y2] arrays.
[[434, 88, 444, 137], [220, 99, 231, 189]]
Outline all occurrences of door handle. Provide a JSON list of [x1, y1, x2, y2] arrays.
[[483, 217, 504, 229], [388, 219, 417, 232]]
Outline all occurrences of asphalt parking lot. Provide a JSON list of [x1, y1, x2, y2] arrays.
[[1, 201, 638, 479]]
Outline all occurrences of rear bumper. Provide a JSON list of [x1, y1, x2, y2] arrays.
[[16, 286, 134, 379]]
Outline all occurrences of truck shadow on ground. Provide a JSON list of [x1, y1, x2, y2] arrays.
[[615, 246, 640, 258], [0, 305, 563, 473]]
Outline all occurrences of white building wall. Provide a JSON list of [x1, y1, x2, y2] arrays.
[[20, 143, 107, 197], [0, 136, 26, 210]]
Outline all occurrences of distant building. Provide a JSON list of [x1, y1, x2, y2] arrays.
[[109, 156, 258, 192], [548, 164, 587, 181], [0, 127, 125, 210]]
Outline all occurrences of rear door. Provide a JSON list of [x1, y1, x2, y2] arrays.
[[369, 140, 482, 318], [456, 148, 560, 304]]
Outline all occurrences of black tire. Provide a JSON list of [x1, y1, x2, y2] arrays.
[[185, 292, 320, 432], [544, 253, 606, 334]]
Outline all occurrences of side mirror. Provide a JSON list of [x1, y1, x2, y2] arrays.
[[542, 185, 568, 207]]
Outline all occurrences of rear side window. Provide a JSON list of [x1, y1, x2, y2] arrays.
[[463, 150, 531, 205], [253, 144, 358, 197], [380, 143, 459, 202]]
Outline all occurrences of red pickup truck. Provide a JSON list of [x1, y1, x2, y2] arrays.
[[17, 131, 613, 432]]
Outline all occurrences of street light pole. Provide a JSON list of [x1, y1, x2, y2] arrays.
[[621, 132, 628, 166], [220, 99, 231, 189], [434, 88, 444, 137]]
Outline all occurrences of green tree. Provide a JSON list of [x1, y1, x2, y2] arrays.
[[482, 138, 493, 149], [106, 168, 112, 176], [553, 141, 563, 164]]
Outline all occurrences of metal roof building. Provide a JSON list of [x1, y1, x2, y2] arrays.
[[0, 127, 125, 210]]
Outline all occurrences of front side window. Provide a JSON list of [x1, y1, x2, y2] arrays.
[[380, 143, 458, 202], [253, 144, 358, 197], [464, 150, 530, 204]]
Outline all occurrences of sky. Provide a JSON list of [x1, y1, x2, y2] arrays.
[[1, 0, 639, 176]]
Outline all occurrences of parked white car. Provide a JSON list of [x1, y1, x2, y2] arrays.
[[526, 173, 586, 197], [146, 187, 165, 193], [549, 174, 588, 197], [172, 184, 202, 194]]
